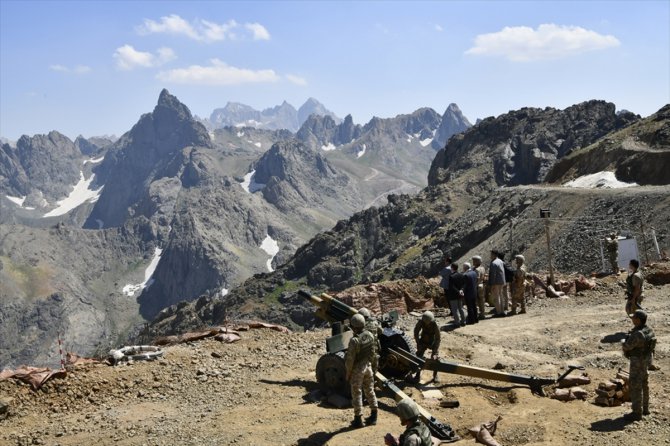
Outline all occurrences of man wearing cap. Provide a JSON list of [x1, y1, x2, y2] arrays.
[[384, 398, 432, 446], [510, 254, 528, 315], [621, 310, 657, 421], [359, 307, 382, 374], [413, 311, 441, 383], [472, 255, 487, 320]]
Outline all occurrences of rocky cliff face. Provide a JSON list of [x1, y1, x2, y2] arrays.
[[0, 131, 83, 203], [546, 104, 670, 185], [428, 100, 639, 187]]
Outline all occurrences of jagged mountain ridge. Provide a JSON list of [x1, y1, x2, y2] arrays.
[[143, 101, 670, 338], [208, 98, 341, 132]]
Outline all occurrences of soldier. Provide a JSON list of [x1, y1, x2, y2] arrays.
[[359, 307, 382, 374], [621, 310, 656, 421], [625, 259, 644, 315], [472, 255, 487, 320], [345, 313, 378, 428], [384, 398, 432, 446], [510, 255, 527, 315], [606, 232, 619, 274], [413, 311, 441, 383]]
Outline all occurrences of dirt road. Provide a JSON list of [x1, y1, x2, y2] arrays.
[[1, 276, 668, 446]]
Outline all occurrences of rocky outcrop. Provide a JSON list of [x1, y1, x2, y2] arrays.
[[0, 131, 83, 202], [545, 104, 669, 186], [428, 100, 639, 187]]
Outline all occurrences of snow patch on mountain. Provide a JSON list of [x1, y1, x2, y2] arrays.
[[240, 170, 266, 193], [564, 171, 638, 189], [357, 144, 367, 159], [419, 138, 433, 147], [122, 247, 163, 296], [83, 156, 105, 165], [260, 235, 279, 272], [6, 195, 26, 206], [42, 171, 103, 218], [321, 143, 336, 151]]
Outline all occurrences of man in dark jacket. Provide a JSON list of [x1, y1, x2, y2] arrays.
[[463, 263, 479, 324], [447, 263, 466, 327]]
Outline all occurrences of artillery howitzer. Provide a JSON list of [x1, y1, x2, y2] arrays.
[[299, 290, 583, 396]]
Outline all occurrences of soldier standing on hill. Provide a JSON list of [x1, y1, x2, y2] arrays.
[[472, 256, 487, 320], [606, 232, 619, 274], [345, 313, 378, 428], [510, 255, 527, 315], [359, 307, 382, 374], [625, 259, 644, 314], [621, 310, 656, 421], [413, 311, 441, 383]]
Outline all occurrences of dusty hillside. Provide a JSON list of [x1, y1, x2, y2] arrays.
[[2, 278, 668, 446]]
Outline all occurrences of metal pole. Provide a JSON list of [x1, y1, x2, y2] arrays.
[[640, 222, 650, 265], [544, 218, 555, 286], [651, 228, 661, 260]]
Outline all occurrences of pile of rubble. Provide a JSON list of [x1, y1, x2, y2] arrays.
[[594, 369, 630, 407]]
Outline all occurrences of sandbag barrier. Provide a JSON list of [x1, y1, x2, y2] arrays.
[[108, 345, 164, 366]]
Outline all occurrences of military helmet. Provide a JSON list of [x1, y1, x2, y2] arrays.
[[515, 254, 525, 262], [397, 398, 420, 421], [630, 309, 647, 324], [351, 313, 366, 329], [422, 311, 435, 323], [358, 308, 371, 319]]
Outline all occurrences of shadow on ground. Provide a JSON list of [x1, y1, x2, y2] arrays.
[[590, 416, 634, 432]]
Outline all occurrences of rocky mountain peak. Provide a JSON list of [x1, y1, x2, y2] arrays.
[[433, 103, 472, 149], [428, 99, 639, 187]]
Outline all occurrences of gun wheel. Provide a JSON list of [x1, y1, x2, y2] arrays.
[[316, 351, 349, 396], [379, 329, 416, 378]]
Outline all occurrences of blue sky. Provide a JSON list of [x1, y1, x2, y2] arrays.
[[1, 0, 669, 140]]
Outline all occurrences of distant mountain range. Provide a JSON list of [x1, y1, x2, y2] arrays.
[[207, 97, 342, 132]]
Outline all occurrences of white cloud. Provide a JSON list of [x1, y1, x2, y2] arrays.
[[465, 24, 620, 62], [113, 45, 176, 70], [49, 64, 91, 74], [286, 74, 307, 86], [156, 59, 279, 85], [434, 24, 444, 32], [137, 14, 270, 42], [245, 22, 271, 40]]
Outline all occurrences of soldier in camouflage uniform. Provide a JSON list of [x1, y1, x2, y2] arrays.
[[359, 307, 382, 374], [606, 232, 619, 275], [510, 255, 527, 315], [384, 398, 432, 446], [345, 313, 378, 428], [621, 310, 656, 421], [625, 259, 645, 315], [413, 311, 441, 383], [472, 256, 487, 320]]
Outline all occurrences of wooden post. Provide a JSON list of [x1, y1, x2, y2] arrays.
[[544, 218, 555, 287], [650, 227, 661, 260]]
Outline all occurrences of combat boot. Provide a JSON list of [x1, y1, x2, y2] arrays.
[[433, 372, 440, 384], [365, 410, 378, 426], [623, 412, 642, 421], [351, 415, 363, 428]]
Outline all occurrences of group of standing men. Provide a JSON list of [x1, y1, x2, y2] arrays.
[[438, 250, 529, 325]]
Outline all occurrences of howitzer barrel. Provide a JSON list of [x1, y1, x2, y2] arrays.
[[298, 290, 357, 323], [392, 347, 555, 395], [375, 371, 459, 442]]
